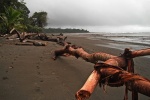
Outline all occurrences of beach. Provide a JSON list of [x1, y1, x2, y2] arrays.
[[0, 34, 150, 100]]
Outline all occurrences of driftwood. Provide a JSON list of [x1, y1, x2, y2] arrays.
[[4, 29, 67, 44], [76, 62, 150, 100], [53, 43, 150, 100], [15, 42, 34, 46], [32, 41, 47, 46], [15, 40, 47, 46], [53, 44, 116, 63], [7, 29, 38, 41], [6, 28, 20, 39], [6, 29, 67, 46], [52, 33, 63, 36], [75, 70, 101, 99]]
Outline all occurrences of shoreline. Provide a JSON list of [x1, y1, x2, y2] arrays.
[[0, 35, 150, 100]]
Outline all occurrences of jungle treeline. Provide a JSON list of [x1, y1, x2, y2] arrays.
[[43, 28, 89, 33]]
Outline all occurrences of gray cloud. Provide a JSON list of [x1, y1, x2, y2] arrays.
[[24, 0, 150, 32]]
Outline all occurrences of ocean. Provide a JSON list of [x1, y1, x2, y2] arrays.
[[69, 32, 150, 57], [86, 32, 150, 50]]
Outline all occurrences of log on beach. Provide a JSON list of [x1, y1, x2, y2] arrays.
[[15, 41, 47, 46], [53, 38, 150, 99], [1, 34, 150, 100]]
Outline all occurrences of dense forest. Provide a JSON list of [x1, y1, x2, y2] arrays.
[[43, 28, 89, 33], [0, 0, 89, 34]]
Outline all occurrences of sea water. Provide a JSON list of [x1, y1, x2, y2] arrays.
[[93, 32, 150, 99], [89, 32, 150, 50]]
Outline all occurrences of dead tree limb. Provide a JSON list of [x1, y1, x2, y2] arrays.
[[75, 48, 150, 100], [53, 44, 116, 63], [7, 28, 68, 45], [16, 40, 47, 46], [7, 28, 21, 40], [75, 70, 101, 100], [7, 29, 67, 45], [75, 62, 150, 100], [131, 48, 150, 58], [53, 44, 150, 100]]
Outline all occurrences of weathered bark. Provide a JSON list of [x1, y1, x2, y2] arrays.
[[8, 29, 38, 42], [7, 28, 21, 39], [54, 44, 116, 63], [54, 46, 150, 62], [75, 70, 101, 100], [75, 62, 150, 99], [98, 63, 150, 97], [16, 40, 47, 46], [7, 29, 67, 46], [53, 45, 150, 100], [15, 42, 33, 46], [40, 35, 67, 45], [32, 41, 47, 46], [57, 36, 67, 45], [131, 48, 150, 58]]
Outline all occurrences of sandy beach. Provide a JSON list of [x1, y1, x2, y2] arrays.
[[0, 34, 149, 100]]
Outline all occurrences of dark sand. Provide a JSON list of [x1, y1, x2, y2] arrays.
[[0, 34, 149, 100]]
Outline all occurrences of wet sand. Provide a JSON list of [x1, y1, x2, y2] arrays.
[[0, 34, 149, 100]]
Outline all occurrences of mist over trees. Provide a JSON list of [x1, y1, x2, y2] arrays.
[[0, 0, 89, 34]]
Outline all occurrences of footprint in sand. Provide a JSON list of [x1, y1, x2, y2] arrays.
[[51, 72, 55, 75], [35, 86, 41, 92], [37, 72, 41, 75], [9, 66, 14, 69], [40, 80, 44, 82], [34, 86, 43, 94], [2, 76, 8, 80], [36, 66, 40, 69], [37, 62, 40, 65], [40, 57, 43, 61]]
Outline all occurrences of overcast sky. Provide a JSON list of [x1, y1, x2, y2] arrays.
[[24, 0, 150, 32]]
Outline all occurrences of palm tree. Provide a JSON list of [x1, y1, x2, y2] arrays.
[[0, 6, 26, 34]]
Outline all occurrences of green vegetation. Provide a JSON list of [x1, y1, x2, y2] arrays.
[[30, 12, 47, 28], [0, 6, 26, 33], [27, 11, 47, 33], [0, 0, 47, 34], [0, 0, 89, 34], [0, 0, 30, 34], [43, 28, 89, 33]]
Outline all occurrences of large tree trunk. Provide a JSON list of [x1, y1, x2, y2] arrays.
[[53, 44, 116, 63], [53, 44, 150, 100], [76, 64, 150, 99]]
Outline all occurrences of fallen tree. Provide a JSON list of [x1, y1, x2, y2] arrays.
[[53, 44, 116, 64], [76, 62, 150, 100], [53, 43, 150, 100], [6, 29, 67, 46], [15, 40, 47, 46]]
